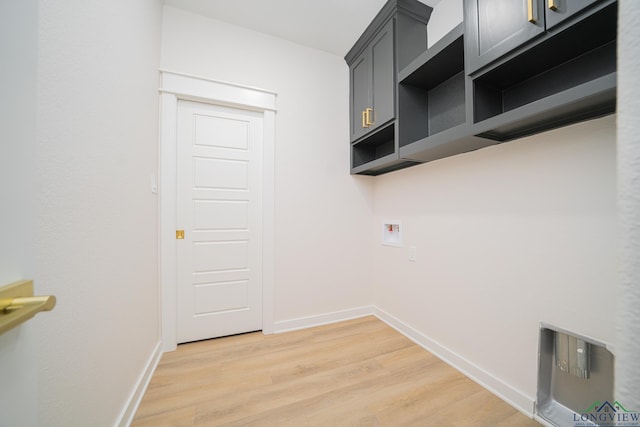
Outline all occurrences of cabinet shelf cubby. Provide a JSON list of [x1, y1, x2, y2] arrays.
[[351, 123, 419, 175], [471, 1, 617, 141], [397, 24, 497, 163], [398, 23, 465, 148]]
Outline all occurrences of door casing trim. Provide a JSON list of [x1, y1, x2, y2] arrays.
[[159, 70, 276, 352]]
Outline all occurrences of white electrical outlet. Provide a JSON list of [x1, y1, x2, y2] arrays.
[[408, 246, 417, 262]]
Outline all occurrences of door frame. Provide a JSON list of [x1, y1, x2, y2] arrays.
[[159, 70, 276, 352]]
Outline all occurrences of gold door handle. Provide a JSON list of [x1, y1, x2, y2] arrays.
[[1, 280, 56, 335], [365, 108, 374, 127], [527, 0, 537, 23], [362, 110, 368, 128], [548, 0, 557, 11]]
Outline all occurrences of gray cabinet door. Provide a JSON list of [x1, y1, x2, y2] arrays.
[[544, 0, 600, 29], [350, 52, 371, 141], [370, 19, 395, 131], [465, 0, 545, 73], [349, 19, 395, 142]]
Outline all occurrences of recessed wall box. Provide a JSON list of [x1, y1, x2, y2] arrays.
[[537, 324, 614, 427], [382, 221, 402, 247]]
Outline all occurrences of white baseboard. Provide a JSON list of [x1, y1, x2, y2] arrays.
[[273, 306, 374, 334], [116, 341, 162, 427], [372, 307, 536, 419]]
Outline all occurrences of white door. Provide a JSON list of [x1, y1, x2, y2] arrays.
[[176, 100, 263, 343]]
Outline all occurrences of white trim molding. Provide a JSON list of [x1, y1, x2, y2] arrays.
[[159, 71, 277, 352], [273, 306, 375, 334], [116, 341, 162, 427], [159, 70, 276, 112]]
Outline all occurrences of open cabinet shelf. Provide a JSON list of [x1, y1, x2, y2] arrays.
[[398, 24, 465, 145], [351, 123, 419, 175], [470, 1, 617, 141], [397, 23, 502, 163]]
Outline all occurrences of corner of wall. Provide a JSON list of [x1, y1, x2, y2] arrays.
[[615, 0, 640, 410], [116, 341, 163, 427]]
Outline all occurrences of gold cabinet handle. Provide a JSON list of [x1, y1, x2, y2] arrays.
[[176, 229, 185, 239], [527, 0, 537, 23], [362, 110, 368, 128], [365, 108, 374, 127], [548, 0, 557, 11]]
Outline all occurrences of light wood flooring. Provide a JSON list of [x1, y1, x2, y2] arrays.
[[132, 316, 540, 426]]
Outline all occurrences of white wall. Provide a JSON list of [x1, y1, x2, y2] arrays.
[[33, 1, 162, 425], [161, 7, 375, 324], [372, 0, 617, 412], [373, 116, 616, 407], [0, 0, 39, 425], [427, 0, 462, 47]]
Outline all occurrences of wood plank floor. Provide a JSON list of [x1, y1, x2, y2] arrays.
[[132, 316, 540, 426]]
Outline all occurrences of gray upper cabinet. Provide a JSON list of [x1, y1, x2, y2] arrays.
[[465, 0, 544, 74], [465, 0, 606, 74], [370, 22, 395, 136], [468, 0, 617, 134], [345, 0, 432, 175], [350, 20, 395, 142], [349, 0, 616, 175], [350, 51, 372, 141]]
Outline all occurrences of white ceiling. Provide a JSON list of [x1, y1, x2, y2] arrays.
[[163, 0, 440, 57]]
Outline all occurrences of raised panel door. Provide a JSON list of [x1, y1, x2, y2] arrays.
[[370, 19, 395, 132], [350, 52, 371, 141], [466, 0, 545, 73], [176, 100, 263, 344]]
